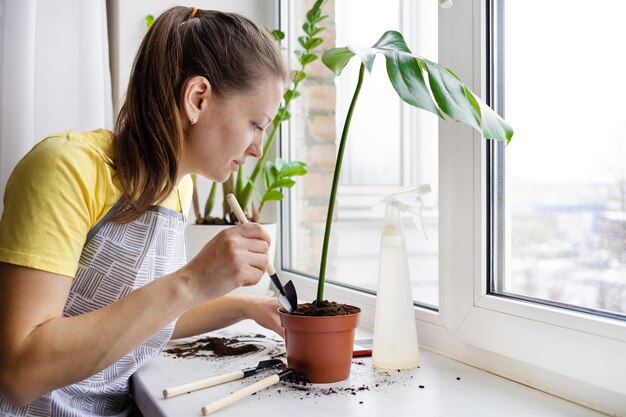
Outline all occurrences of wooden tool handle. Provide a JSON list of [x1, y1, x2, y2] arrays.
[[201, 373, 280, 416], [226, 194, 248, 224], [162, 370, 244, 399], [225, 193, 277, 275]]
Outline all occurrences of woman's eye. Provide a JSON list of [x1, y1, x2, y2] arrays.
[[253, 123, 264, 132]]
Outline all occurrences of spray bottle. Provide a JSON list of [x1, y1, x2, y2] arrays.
[[372, 184, 431, 370]]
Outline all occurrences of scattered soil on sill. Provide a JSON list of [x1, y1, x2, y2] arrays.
[[163, 333, 283, 359], [163, 336, 259, 358], [282, 383, 371, 398], [287, 300, 361, 316]]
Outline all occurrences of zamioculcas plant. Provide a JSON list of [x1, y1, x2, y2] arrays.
[[313, 30, 514, 304]]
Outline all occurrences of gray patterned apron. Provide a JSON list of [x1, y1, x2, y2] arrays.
[[0, 203, 187, 417]]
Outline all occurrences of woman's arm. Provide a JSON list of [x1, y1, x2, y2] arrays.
[[0, 263, 195, 406], [171, 294, 284, 340], [0, 222, 270, 407]]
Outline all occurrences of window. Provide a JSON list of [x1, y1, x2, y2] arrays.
[[445, 1, 626, 413], [281, 0, 440, 308], [278, 1, 626, 414], [490, 0, 626, 318]]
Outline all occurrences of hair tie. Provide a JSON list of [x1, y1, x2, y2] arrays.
[[179, 6, 198, 27]]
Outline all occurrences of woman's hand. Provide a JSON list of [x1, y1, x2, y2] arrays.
[[240, 295, 284, 338], [182, 223, 271, 303], [171, 294, 284, 340]]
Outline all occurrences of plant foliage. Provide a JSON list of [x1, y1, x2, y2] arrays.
[[315, 30, 514, 302]]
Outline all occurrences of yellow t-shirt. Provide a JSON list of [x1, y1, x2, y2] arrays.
[[0, 129, 192, 278]]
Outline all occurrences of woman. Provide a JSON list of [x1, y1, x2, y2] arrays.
[[0, 6, 286, 416]]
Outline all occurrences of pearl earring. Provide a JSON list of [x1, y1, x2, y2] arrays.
[[191, 117, 196, 125]]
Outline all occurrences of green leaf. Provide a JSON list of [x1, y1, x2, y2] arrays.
[[322, 47, 355, 75], [269, 178, 297, 189], [280, 160, 305, 170], [298, 36, 309, 49], [348, 31, 413, 74], [305, 37, 324, 50], [307, 9, 320, 23], [424, 59, 481, 131], [470, 88, 514, 142], [309, 27, 324, 37], [278, 162, 308, 178], [261, 190, 284, 203], [362, 31, 442, 116], [314, 15, 329, 24], [386, 54, 442, 117], [284, 89, 301, 102], [322, 30, 512, 141], [302, 22, 312, 36], [273, 109, 290, 125], [294, 70, 307, 83], [300, 53, 318, 65], [306, 1, 323, 22], [271, 29, 285, 41], [145, 14, 154, 29]]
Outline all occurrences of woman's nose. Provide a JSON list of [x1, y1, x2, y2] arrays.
[[248, 135, 263, 158]]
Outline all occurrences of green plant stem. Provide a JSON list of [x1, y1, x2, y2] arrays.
[[317, 63, 365, 303]]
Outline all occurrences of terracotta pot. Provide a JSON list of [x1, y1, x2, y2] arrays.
[[279, 309, 360, 383]]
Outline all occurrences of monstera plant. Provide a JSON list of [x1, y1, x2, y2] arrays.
[[315, 30, 513, 303], [277, 30, 513, 384], [280, 31, 513, 383]]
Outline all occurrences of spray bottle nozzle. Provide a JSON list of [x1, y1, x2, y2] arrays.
[[375, 185, 431, 239]]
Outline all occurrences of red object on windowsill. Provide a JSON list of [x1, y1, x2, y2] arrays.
[[352, 349, 372, 358]]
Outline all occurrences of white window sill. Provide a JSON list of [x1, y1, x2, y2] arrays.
[[132, 320, 605, 417]]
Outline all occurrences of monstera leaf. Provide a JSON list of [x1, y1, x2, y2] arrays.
[[323, 30, 513, 142]]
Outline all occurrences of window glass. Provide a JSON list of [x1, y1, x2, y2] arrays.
[[284, 0, 439, 308], [335, 0, 402, 186], [495, 0, 626, 316]]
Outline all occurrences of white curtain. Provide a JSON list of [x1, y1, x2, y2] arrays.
[[0, 0, 113, 212]]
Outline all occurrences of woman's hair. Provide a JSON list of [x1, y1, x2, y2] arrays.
[[111, 6, 287, 222]]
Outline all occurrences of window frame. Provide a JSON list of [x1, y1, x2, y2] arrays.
[[277, 0, 626, 414]]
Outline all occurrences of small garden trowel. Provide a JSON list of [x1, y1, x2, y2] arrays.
[[226, 193, 298, 312], [162, 359, 283, 398]]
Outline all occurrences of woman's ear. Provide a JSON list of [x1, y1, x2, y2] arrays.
[[182, 76, 211, 125]]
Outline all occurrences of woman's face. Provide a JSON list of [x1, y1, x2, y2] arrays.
[[183, 77, 283, 182]]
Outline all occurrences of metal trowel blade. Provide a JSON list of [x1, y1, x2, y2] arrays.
[[283, 280, 298, 312]]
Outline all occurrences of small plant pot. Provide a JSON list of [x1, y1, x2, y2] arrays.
[[279, 309, 360, 383]]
